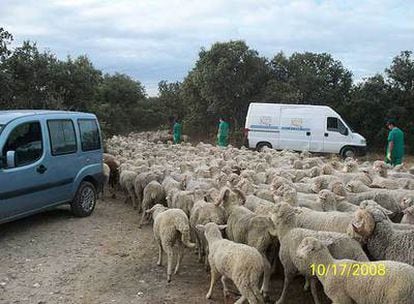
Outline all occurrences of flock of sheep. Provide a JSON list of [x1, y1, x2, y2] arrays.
[[102, 130, 414, 304]]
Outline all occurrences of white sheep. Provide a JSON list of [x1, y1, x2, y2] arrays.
[[351, 207, 414, 266], [139, 180, 166, 227], [196, 222, 265, 304], [296, 237, 414, 304], [146, 204, 195, 282]]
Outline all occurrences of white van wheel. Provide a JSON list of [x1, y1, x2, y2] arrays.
[[256, 142, 272, 152], [341, 147, 356, 159]]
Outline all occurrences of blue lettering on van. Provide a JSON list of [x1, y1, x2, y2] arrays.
[[249, 125, 310, 132]]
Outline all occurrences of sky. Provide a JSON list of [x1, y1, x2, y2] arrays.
[[0, 0, 413, 96]]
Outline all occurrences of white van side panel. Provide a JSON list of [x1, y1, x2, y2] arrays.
[[279, 106, 325, 152], [246, 104, 281, 149]]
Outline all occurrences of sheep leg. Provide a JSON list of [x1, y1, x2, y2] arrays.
[[174, 242, 184, 275], [165, 246, 174, 283], [221, 275, 230, 299], [138, 204, 148, 228], [260, 256, 271, 299], [156, 240, 163, 266], [310, 277, 321, 304], [275, 271, 294, 304], [237, 284, 264, 304], [206, 266, 219, 299]]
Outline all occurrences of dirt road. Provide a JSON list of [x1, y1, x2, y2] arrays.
[[0, 194, 323, 304]]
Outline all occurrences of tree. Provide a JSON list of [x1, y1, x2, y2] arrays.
[[182, 41, 270, 131], [262, 52, 353, 110], [95, 73, 147, 134]]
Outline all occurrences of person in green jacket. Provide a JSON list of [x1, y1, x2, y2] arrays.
[[385, 119, 404, 166], [173, 118, 182, 144], [217, 117, 230, 147]]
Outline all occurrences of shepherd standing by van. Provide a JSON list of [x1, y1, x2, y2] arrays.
[[217, 117, 229, 147], [385, 119, 404, 166]]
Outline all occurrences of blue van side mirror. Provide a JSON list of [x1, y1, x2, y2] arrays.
[[6, 151, 16, 168]]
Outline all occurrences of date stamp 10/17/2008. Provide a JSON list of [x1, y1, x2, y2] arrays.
[[310, 263, 387, 277]]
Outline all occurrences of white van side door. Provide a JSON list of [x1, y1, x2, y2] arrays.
[[323, 116, 350, 153], [279, 107, 312, 151]]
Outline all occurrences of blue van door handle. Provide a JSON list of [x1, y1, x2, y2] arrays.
[[36, 165, 47, 174]]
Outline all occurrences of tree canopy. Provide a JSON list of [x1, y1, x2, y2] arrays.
[[1, 27, 413, 153]]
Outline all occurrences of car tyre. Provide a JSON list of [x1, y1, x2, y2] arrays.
[[71, 181, 97, 217], [256, 142, 272, 152], [341, 147, 356, 159]]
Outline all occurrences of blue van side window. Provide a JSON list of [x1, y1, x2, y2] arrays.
[[78, 119, 101, 151], [47, 120, 77, 156], [2, 121, 43, 167]]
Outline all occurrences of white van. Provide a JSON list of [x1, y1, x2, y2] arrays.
[[244, 103, 366, 157]]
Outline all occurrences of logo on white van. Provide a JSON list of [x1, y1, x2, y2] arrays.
[[291, 118, 303, 127]]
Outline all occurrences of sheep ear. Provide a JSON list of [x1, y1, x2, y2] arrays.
[[215, 187, 230, 206], [196, 224, 205, 232], [217, 225, 227, 231]]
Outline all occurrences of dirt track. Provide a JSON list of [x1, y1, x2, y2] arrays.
[[0, 193, 325, 304]]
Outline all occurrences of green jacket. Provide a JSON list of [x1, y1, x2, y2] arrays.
[[387, 127, 404, 163], [173, 122, 182, 143]]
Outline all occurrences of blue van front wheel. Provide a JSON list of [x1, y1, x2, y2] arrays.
[[71, 181, 97, 217]]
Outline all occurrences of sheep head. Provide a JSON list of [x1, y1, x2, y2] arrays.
[[400, 196, 414, 210], [351, 208, 376, 238], [296, 237, 331, 261], [329, 181, 346, 196], [318, 189, 343, 211], [215, 187, 246, 207], [359, 200, 393, 217], [321, 164, 334, 175]]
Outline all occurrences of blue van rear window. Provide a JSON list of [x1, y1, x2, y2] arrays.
[[78, 119, 101, 151], [47, 120, 77, 155]]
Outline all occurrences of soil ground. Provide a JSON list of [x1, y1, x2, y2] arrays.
[[0, 193, 328, 304]]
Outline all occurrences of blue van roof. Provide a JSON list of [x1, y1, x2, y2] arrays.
[[0, 110, 95, 124]]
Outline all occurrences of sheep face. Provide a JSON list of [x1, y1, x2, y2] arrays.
[[351, 209, 376, 237], [296, 237, 325, 260], [400, 196, 414, 210], [322, 164, 334, 175], [318, 190, 341, 211], [329, 182, 346, 196]]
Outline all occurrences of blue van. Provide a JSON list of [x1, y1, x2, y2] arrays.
[[0, 110, 104, 224]]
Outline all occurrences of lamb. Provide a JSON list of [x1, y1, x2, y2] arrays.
[[146, 204, 196, 282], [215, 187, 278, 298], [351, 207, 414, 265], [296, 236, 414, 304], [270, 203, 368, 304], [196, 222, 265, 304], [189, 200, 226, 265], [167, 189, 197, 217], [139, 181, 166, 227], [119, 170, 138, 207], [134, 171, 163, 210]]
